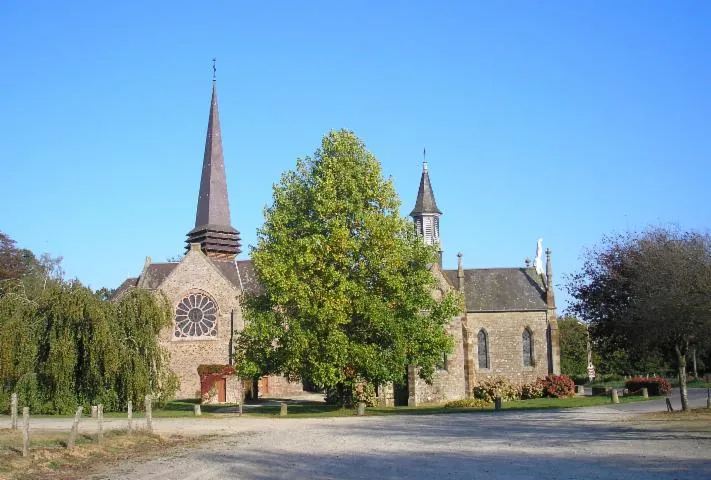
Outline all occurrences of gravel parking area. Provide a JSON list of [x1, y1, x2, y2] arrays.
[[93, 391, 710, 480], [4, 390, 709, 479]]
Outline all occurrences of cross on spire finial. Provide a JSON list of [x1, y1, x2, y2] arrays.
[[212, 58, 217, 82], [423, 147, 428, 171]]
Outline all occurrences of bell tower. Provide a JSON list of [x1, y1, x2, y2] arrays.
[[410, 155, 443, 262]]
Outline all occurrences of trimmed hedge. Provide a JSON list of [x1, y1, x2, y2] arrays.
[[624, 376, 671, 396]]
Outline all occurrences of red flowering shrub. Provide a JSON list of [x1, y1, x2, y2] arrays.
[[540, 374, 575, 398], [624, 376, 672, 396]]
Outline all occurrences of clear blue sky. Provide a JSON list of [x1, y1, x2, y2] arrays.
[[2, 1, 709, 311]]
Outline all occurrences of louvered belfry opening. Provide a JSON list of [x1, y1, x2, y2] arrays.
[[186, 80, 241, 260]]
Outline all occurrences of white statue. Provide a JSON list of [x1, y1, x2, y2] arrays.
[[534, 238, 544, 275]]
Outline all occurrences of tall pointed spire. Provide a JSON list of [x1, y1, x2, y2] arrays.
[[410, 157, 442, 217], [410, 157, 442, 248], [186, 67, 241, 259]]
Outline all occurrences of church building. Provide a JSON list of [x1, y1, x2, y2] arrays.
[[402, 162, 560, 405], [113, 79, 559, 403]]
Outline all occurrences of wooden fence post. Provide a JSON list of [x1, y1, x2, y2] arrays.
[[22, 407, 29, 457], [127, 401, 133, 434], [145, 395, 153, 433], [67, 406, 83, 450], [97, 404, 104, 446], [10, 393, 18, 430]]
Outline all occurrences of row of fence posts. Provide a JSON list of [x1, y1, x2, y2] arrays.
[[7, 393, 155, 457]]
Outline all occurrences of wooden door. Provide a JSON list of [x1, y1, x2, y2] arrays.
[[259, 376, 269, 396], [215, 378, 226, 403]]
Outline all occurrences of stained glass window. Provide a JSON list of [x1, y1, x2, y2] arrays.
[[478, 329, 489, 369], [174, 292, 218, 338], [522, 328, 533, 367]]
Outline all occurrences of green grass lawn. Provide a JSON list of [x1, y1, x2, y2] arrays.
[[673, 378, 711, 388], [20, 394, 656, 420], [215, 394, 654, 418]]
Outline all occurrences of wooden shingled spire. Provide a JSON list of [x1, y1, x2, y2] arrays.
[[186, 67, 241, 259]]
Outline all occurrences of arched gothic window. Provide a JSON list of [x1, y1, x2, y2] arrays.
[[522, 328, 533, 367], [477, 329, 489, 369], [174, 292, 218, 338]]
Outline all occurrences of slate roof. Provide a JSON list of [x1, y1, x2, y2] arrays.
[[409, 164, 442, 216], [443, 267, 548, 312], [110, 277, 138, 300], [213, 259, 263, 295], [140, 263, 178, 289], [112, 259, 262, 299], [115, 260, 545, 313]]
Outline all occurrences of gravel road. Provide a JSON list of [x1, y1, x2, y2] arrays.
[[4, 390, 710, 479]]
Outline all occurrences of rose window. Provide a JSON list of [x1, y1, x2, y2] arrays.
[[174, 293, 217, 338]]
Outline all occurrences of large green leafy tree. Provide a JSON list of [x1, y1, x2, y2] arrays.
[[557, 316, 588, 377], [568, 228, 711, 411], [235, 130, 460, 396]]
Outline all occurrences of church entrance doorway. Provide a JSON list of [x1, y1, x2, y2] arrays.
[[394, 370, 409, 406], [215, 378, 226, 403]]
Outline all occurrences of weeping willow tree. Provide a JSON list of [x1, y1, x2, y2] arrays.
[[113, 289, 178, 408], [0, 262, 177, 413]]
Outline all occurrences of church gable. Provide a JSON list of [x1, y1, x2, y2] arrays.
[[159, 246, 241, 305]]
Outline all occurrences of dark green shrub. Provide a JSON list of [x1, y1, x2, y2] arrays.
[[325, 381, 376, 407]]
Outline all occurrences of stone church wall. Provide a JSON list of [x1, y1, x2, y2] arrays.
[[156, 250, 244, 399], [262, 375, 304, 397], [465, 311, 551, 385], [412, 316, 467, 404]]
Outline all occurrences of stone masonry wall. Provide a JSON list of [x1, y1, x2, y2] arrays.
[[413, 316, 467, 404], [465, 310, 551, 386], [263, 375, 304, 397], [157, 249, 243, 399]]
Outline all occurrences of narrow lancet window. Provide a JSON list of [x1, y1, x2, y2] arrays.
[[478, 329, 489, 369], [522, 328, 533, 367]]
